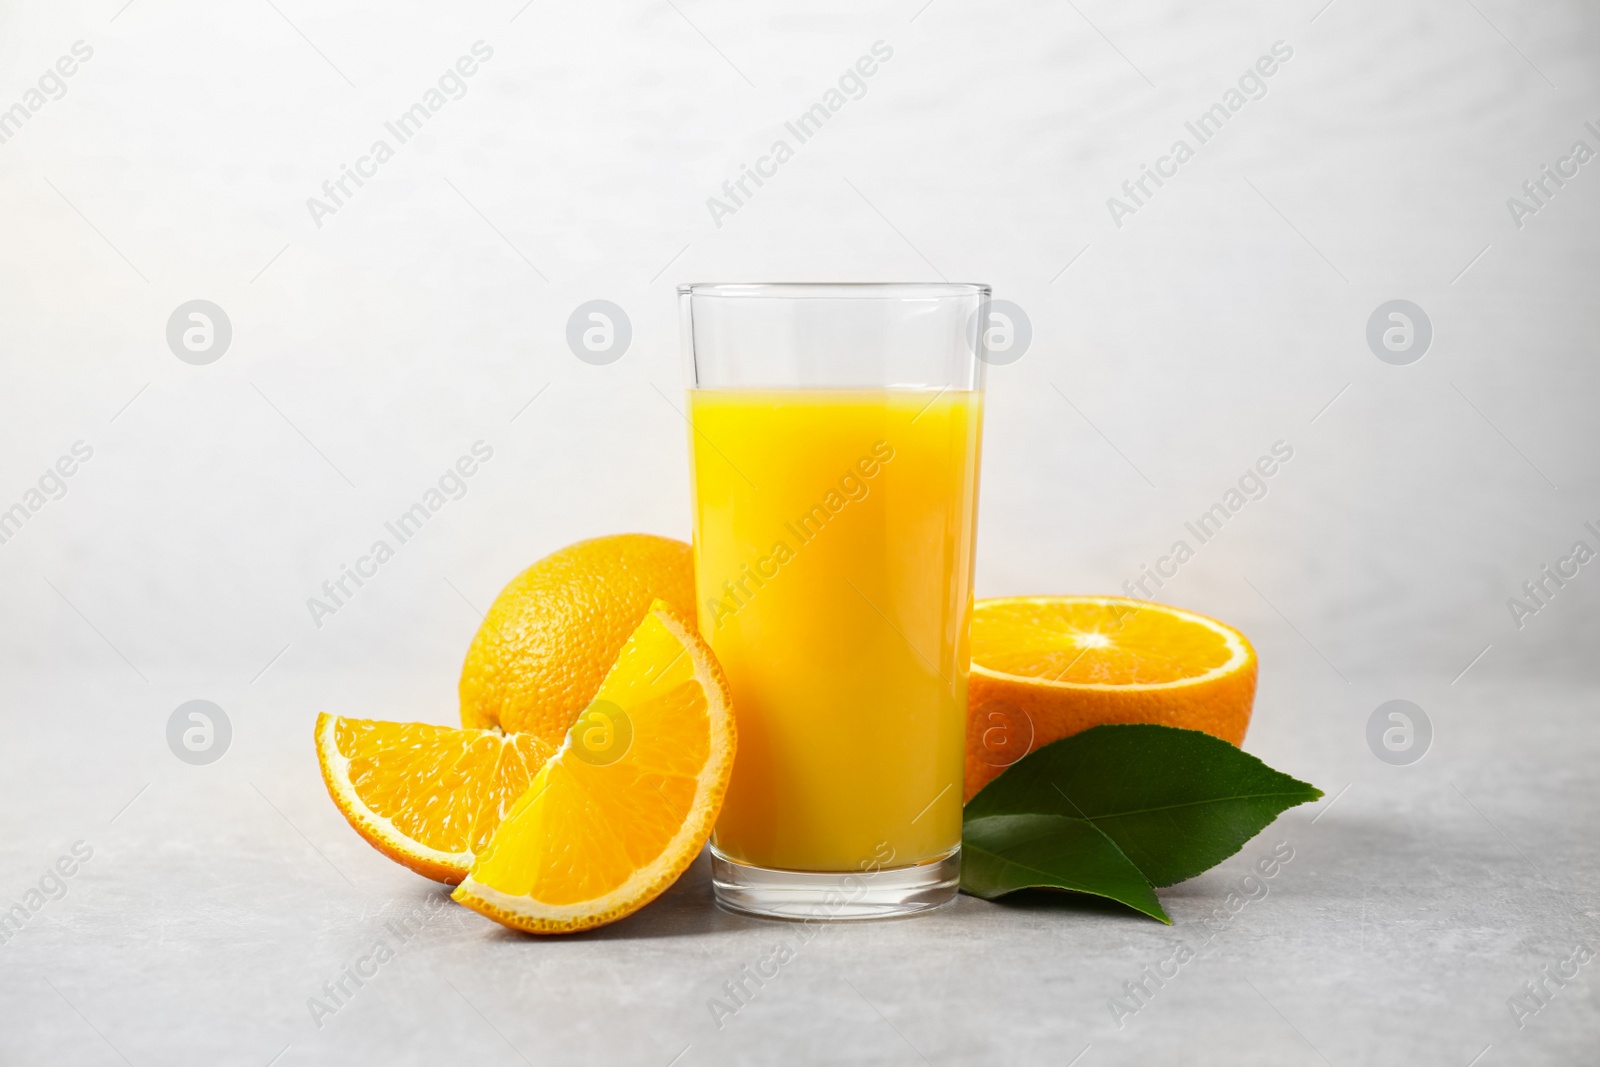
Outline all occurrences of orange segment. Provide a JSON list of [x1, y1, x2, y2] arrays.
[[965, 596, 1257, 801], [453, 599, 735, 933], [315, 714, 557, 884]]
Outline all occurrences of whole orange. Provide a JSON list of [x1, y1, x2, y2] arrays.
[[459, 534, 697, 744]]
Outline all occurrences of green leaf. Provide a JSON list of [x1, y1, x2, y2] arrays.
[[961, 724, 1322, 918], [963, 813, 1171, 922]]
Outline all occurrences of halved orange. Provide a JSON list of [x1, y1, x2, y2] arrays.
[[315, 714, 557, 884], [453, 599, 735, 934], [965, 596, 1257, 801]]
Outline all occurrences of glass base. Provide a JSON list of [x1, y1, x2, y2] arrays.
[[710, 846, 960, 921]]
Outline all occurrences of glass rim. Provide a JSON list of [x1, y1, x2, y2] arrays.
[[678, 282, 990, 300]]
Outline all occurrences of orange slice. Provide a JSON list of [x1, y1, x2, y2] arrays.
[[315, 714, 557, 884], [965, 596, 1257, 801], [453, 599, 735, 934]]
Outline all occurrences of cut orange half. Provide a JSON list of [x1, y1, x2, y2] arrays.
[[315, 714, 557, 884], [453, 599, 735, 934], [965, 596, 1257, 801]]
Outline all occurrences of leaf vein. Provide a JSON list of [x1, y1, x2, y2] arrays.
[[1002, 789, 1320, 821]]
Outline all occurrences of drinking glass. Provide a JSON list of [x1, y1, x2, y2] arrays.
[[679, 282, 988, 919]]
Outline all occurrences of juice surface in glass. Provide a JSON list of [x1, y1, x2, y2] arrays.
[[689, 387, 982, 872]]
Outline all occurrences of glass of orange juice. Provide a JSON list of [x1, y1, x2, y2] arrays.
[[679, 282, 988, 919]]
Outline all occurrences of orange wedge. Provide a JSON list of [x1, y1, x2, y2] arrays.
[[315, 714, 557, 884], [965, 596, 1257, 801], [453, 599, 735, 934]]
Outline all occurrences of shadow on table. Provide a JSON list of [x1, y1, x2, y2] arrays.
[[976, 887, 1160, 920], [476, 849, 761, 942], [481, 810, 1430, 939], [972, 810, 1435, 922]]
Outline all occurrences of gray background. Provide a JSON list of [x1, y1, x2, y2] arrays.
[[1, 0, 1596, 1064]]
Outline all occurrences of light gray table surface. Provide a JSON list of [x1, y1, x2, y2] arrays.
[[1, 666, 1595, 1066]]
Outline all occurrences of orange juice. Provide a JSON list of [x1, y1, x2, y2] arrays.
[[688, 388, 983, 872]]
